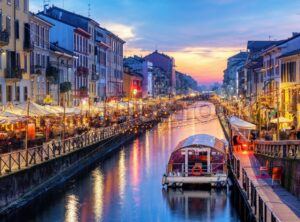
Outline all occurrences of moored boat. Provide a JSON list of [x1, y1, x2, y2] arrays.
[[162, 134, 228, 187]]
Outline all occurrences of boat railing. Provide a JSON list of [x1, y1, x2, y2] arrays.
[[166, 163, 226, 177]]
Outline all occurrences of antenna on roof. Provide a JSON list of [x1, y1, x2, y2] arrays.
[[88, 0, 91, 18], [43, 0, 50, 12]]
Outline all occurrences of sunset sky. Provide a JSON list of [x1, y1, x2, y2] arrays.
[[31, 0, 300, 84]]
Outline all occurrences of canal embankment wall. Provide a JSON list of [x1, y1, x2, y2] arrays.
[[255, 154, 300, 198], [216, 109, 256, 222], [216, 104, 300, 199], [0, 120, 158, 216]]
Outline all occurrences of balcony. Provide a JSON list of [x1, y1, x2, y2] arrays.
[[46, 65, 59, 83], [30, 65, 43, 76], [78, 86, 88, 98], [91, 73, 100, 81], [23, 23, 33, 52], [24, 40, 34, 52], [76, 66, 89, 77], [0, 30, 9, 47], [5, 67, 24, 82]]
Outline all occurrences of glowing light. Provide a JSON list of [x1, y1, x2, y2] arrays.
[[118, 149, 126, 201], [92, 169, 104, 221], [132, 89, 137, 96], [65, 194, 79, 222]]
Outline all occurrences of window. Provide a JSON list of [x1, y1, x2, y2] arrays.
[[0, 10, 2, 32], [16, 53, 20, 67], [24, 54, 27, 72], [6, 16, 11, 35], [42, 55, 45, 68], [16, 86, 20, 101], [24, 0, 29, 12], [0, 85, 2, 103], [15, 20, 19, 39], [74, 34, 76, 51], [281, 61, 296, 83], [41, 27, 45, 48], [24, 86, 28, 101], [16, 0, 20, 9], [6, 85, 12, 102]]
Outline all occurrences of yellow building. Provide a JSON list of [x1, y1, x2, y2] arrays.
[[279, 51, 300, 128], [0, 0, 31, 105]]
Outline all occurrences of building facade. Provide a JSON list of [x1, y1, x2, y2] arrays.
[[223, 51, 248, 98], [261, 34, 300, 124], [144, 50, 175, 96], [176, 71, 198, 95], [124, 56, 153, 98], [152, 66, 169, 97], [123, 66, 143, 98], [105, 30, 125, 99], [39, 6, 125, 104], [0, 0, 31, 105], [48, 43, 74, 106], [29, 13, 52, 104]]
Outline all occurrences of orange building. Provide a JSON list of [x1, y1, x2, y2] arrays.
[[123, 66, 143, 98]]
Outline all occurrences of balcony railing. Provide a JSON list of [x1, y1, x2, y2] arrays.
[[0, 30, 9, 47], [5, 67, 23, 81], [77, 86, 88, 98], [76, 66, 89, 76], [30, 65, 43, 75], [24, 41, 34, 52], [254, 140, 300, 160], [91, 73, 99, 81]]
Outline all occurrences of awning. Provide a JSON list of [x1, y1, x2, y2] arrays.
[[0, 112, 25, 124], [229, 116, 256, 130], [175, 134, 227, 154], [5, 102, 53, 117]]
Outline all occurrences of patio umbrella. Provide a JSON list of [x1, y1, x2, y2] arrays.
[[5, 102, 53, 117], [0, 111, 25, 123]]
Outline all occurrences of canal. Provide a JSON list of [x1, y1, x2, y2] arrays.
[[8, 102, 241, 222]]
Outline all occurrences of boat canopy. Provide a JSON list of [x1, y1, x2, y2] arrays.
[[229, 116, 256, 130], [175, 134, 227, 154]]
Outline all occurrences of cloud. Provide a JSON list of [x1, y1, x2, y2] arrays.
[[102, 22, 136, 41]]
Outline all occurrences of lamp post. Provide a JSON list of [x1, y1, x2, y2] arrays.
[[62, 93, 66, 152], [25, 98, 30, 150], [276, 88, 280, 141]]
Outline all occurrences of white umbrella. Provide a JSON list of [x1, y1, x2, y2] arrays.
[[5, 102, 53, 116], [0, 111, 25, 123]]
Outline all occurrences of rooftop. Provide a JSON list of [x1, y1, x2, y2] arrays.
[[247, 41, 279, 53], [278, 48, 300, 59], [50, 42, 75, 57]]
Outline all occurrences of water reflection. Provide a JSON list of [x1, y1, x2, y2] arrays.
[[92, 169, 104, 221], [9, 102, 240, 222], [118, 149, 126, 201], [65, 194, 79, 222], [162, 189, 236, 221]]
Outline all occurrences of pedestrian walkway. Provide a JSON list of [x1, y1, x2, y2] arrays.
[[232, 151, 300, 222]]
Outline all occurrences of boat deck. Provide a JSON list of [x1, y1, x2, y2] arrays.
[[233, 151, 300, 222]]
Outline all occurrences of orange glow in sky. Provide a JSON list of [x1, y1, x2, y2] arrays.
[[125, 46, 242, 84]]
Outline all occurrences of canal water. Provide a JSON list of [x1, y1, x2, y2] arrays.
[[9, 102, 241, 222]]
